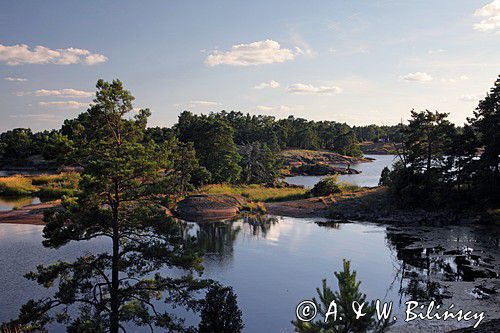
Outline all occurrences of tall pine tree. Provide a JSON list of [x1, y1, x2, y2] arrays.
[[16, 80, 209, 332]]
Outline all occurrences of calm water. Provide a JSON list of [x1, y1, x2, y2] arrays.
[[0, 196, 41, 211], [0, 219, 407, 332], [0, 218, 497, 332], [286, 154, 397, 188]]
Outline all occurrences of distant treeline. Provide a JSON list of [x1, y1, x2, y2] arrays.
[[0, 109, 403, 185], [0, 112, 403, 161]]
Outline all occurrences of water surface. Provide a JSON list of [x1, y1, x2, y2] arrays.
[[1, 216, 498, 332], [286, 154, 396, 188]]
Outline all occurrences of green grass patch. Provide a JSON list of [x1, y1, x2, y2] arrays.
[[0, 176, 37, 196], [198, 184, 308, 202], [0, 173, 80, 199]]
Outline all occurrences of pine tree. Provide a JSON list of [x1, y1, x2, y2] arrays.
[[198, 284, 244, 333], [468, 75, 500, 203], [16, 80, 209, 332], [292, 259, 391, 333]]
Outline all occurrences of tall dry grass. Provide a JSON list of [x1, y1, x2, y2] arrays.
[[0, 173, 80, 198], [197, 184, 307, 202]]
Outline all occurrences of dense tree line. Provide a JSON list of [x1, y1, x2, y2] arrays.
[[380, 75, 499, 208], [1, 107, 398, 185]]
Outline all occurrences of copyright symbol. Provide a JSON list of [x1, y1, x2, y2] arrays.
[[296, 300, 317, 322]]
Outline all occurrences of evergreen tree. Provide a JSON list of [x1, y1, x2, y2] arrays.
[[468, 75, 500, 203], [239, 141, 281, 184], [292, 259, 391, 333], [177, 112, 241, 183], [378, 167, 391, 186], [16, 80, 209, 332], [198, 284, 244, 333], [0, 128, 35, 159]]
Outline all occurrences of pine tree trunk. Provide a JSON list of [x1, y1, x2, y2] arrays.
[[110, 181, 120, 333], [110, 222, 120, 333]]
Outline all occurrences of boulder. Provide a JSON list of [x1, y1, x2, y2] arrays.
[[175, 194, 244, 222]]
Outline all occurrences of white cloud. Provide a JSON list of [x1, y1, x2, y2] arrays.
[[10, 113, 62, 122], [287, 83, 342, 95], [175, 100, 220, 108], [16, 88, 93, 98], [39, 101, 88, 109], [473, 0, 500, 32], [0, 44, 108, 65], [428, 49, 445, 54], [205, 40, 296, 66], [253, 80, 280, 90], [255, 105, 292, 113], [4, 76, 27, 82], [441, 75, 469, 83], [289, 30, 316, 58], [400, 72, 433, 82], [84, 53, 108, 65], [460, 94, 484, 102]]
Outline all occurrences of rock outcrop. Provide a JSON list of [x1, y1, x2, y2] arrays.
[[280, 149, 369, 176], [175, 194, 244, 222]]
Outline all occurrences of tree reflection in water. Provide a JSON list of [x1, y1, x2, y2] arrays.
[[241, 214, 279, 237], [187, 214, 279, 265]]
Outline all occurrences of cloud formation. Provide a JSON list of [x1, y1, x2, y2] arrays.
[[10, 113, 62, 122], [205, 40, 296, 66], [287, 83, 342, 95], [17, 89, 93, 98], [253, 80, 280, 89], [400, 72, 433, 82], [441, 75, 469, 83], [39, 101, 88, 109], [473, 0, 500, 32], [0, 44, 108, 65], [175, 100, 220, 108], [255, 105, 292, 113], [4, 76, 27, 82]]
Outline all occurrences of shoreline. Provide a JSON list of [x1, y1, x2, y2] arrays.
[[0, 200, 58, 225]]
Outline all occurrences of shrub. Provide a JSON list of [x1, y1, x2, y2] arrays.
[[310, 175, 341, 196]]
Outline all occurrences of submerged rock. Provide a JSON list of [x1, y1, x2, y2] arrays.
[[175, 194, 244, 222]]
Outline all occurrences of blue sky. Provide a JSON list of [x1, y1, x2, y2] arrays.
[[1, 0, 499, 131]]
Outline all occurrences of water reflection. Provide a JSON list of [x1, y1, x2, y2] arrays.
[[196, 221, 240, 258], [385, 226, 500, 306], [0, 196, 41, 211], [240, 214, 279, 237], [0, 219, 498, 332]]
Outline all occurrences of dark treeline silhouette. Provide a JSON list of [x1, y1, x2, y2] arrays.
[[380, 75, 499, 209]]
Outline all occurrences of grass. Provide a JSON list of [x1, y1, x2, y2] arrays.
[[0, 173, 80, 199], [0, 176, 36, 196], [197, 184, 308, 202], [337, 182, 363, 193]]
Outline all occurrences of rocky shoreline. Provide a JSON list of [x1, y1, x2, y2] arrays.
[[280, 149, 371, 176]]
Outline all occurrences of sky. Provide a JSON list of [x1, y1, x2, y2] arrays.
[[1, 0, 499, 132]]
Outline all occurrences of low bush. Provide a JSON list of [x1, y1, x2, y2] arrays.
[[310, 176, 342, 196]]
